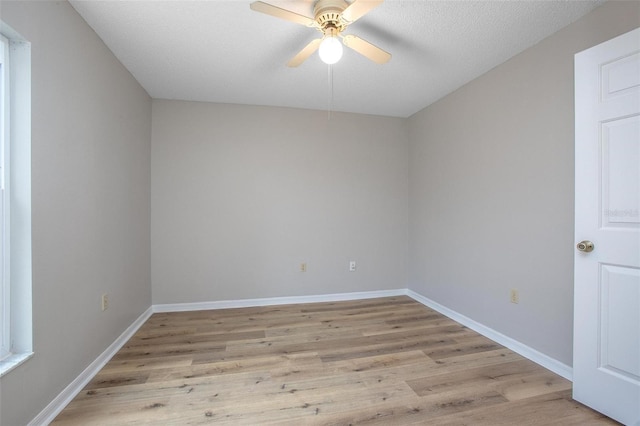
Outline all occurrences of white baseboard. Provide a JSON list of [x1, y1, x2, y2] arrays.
[[406, 289, 573, 381], [152, 288, 407, 313], [28, 306, 154, 426]]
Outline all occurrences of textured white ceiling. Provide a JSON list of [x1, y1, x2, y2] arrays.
[[69, 0, 606, 117]]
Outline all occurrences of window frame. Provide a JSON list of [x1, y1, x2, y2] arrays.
[[0, 32, 10, 362], [0, 23, 33, 377]]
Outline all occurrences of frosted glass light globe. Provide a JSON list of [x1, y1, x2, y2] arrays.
[[319, 36, 343, 64]]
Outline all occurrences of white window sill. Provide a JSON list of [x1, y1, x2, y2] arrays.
[[0, 351, 33, 377]]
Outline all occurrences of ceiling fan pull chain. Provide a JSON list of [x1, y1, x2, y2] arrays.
[[327, 63, 334, 120]]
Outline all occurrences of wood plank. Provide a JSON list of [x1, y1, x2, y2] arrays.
[[52, 297, 616, 425]]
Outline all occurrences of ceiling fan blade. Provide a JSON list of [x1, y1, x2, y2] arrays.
[[341, 0, 383, 23], [250, 1, 317, 28], [342, 34, 391, 64], [287, 39, 323, 67]]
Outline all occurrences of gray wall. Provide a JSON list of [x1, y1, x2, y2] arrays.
[[0, 2, 152, 425], [151, 100, 408, 304], [408, 1, 640, 366]]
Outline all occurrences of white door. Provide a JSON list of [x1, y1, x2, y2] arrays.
[[574, 27, 640, 426]]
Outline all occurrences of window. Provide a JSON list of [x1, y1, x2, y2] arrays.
[[0, 23, 32, 376], [0, 33, 8, 361]]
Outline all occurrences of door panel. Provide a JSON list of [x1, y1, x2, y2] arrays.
[[601, 51, 640, 99], [602, 116, 639, 227], [599, 264, 640, 381]]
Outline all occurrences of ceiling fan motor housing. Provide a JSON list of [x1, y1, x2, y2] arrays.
[[314, 0, 349, 33]]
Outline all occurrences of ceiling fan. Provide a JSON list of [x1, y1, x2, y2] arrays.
[[250, 0, 391, 67]]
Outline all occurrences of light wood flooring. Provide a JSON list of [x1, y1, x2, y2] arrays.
[[53, 296, 617, 425]]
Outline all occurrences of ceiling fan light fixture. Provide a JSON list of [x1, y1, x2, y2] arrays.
[[250, 0, 391, 67], [319, 35, 343, 64]]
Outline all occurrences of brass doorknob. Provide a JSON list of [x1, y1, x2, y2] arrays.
[[577, 240, 594, 252]]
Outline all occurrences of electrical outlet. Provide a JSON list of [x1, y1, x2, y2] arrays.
[[101, 293, 109, 311], [349, 261, 356, 272], [510, 289, 519, 304], [300, 262, 307, 272]]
